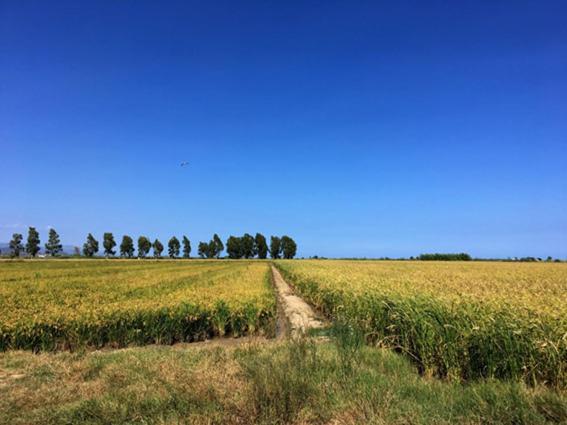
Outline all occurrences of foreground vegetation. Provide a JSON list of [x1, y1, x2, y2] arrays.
[[1, 258, 565, 423], [0, 260, 275, 351], [276, 260, 567, 388], [1, 333, 565, 425]]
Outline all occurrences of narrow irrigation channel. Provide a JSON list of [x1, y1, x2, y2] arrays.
[[57, 264, 328, 353], [271, 265, 327, 338], [178, 265, 327, 346]]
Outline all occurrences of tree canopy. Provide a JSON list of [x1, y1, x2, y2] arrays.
[[241, 233, 255, 258], [280, 235, 297, 259], [198, 241, 209, 258], [26, 227, 41, 257], [255, 233, 268, 259], [226, 236, 242, 259], [103, 233, 116, 257], [418, 253, 472, 261], [9, 233, 23, 258], [212, 234, 224, 258], [269, 236, 281, 259], [120, 235, 135, 258], [182, 236, 191, 258], [12, 226, 298, 261], [45, 228, 62, 256], [168, 237, 180, 258], [197, 234, 224, 258], [137, 236, 151, 258], [83, 233, 99, 257], [224, 233, 288, 259], [153, 239, 164, 258]]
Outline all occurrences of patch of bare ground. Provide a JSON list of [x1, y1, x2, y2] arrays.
[[86, 335, 272, 354], [0, 369, 26, 389], [271, 265, 327, 337]]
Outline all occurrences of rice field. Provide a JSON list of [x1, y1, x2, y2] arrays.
[[275, 260, 567, 388], [2, 258, 565, 389], [0, 260, 275, 351]]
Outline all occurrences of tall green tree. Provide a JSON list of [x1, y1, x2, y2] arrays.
[[182, 236, 191, 258], [26, 227, 41, 257], [254, 233, 268, 259], [120, 235, 134, 258], [241, 233, 255, 259], [83, 233, 99, 257], [269, 236, 281, 259], [280, 235, 297, 259], [168, 236, 180, 258], [137, 236, 151, 258], [45, 228, 63, 256], [226, 236, 242, 259], [206, 241, 215, 258], [198, 242, 209, 258], [103, 232, 116, 257], [9, 233, 23, 258], [212, 234, 224, 258], [153, 239, 164, 258]]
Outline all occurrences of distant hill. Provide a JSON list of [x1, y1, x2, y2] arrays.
[[0, 243, 79, 256]]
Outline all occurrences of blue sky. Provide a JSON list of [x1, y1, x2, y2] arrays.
[[1, 1, 566, 258]]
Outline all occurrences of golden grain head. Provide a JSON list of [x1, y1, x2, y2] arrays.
[[0, 260, 275, 342]]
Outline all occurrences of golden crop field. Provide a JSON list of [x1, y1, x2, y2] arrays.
[[0, 260, 275, 351], [275, 260, 567, 388]]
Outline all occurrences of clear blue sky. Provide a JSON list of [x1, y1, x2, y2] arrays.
[[1, 1, 566, 258]]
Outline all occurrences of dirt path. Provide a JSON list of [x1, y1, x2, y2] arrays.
[[271, 265, 326, 337], [11, 266, 328, 357]]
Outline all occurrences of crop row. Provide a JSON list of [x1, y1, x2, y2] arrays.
[[0, 260, 276, 351], [275, 260, 567, 388]]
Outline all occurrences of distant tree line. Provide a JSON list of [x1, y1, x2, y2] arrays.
[[197, 234, 224, 259], [514, 256, 561, 263], [5, 227, 297, 260], [7, 229, 561, 262], [417, 253, 472, 261], [197, 233, 296, 259]]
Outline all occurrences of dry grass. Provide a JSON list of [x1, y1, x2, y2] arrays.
[[1, 336, 565, 425]]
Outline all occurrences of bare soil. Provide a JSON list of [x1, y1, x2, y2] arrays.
[[270, 265, 326, 337]]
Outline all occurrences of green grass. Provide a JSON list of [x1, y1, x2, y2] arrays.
[[1, 335, 564, 425]]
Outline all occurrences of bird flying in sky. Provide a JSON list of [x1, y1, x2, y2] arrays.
[[180, 161, 189, 167]]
